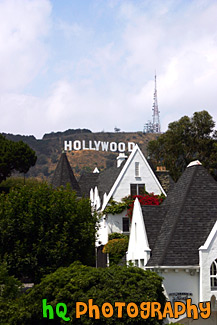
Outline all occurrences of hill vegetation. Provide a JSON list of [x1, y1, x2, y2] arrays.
[[3, 129, 158, 181]]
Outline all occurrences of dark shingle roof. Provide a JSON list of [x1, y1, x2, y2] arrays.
[[146, 164, 217, 267], [142, 205, 167, 251], [79, 173, 100, 197], [78, 162, 126, 200], [51, 152, 81, 196], [97, 163, 126, 199]]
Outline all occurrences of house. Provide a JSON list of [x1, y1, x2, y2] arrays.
[[51, 147, 168, 267], [127, 160, 217, 324], [79, 145, 166, 243]]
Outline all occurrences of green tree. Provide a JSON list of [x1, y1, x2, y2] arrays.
[[0, 184, 97, 283], [0, 263, 22, 301], [5, 262, 166, 324], [0, 134, 37, 183], [0, 264, 23, 324], [148, 111, 217, 181]]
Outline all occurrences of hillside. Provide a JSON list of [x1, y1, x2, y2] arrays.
[[3, 129, 159, 181]]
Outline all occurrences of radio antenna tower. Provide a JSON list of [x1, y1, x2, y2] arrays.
[[152, 73, 161, 133], [143, 73, 161, 133]]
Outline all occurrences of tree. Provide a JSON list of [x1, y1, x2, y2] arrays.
[[0, 183, 97, 283], [0, 264, 23, 325], [0, 263, 22, 301], [0, 134, 37, 183], [148, 111, 217, 181], [5, 262, 166, 324]]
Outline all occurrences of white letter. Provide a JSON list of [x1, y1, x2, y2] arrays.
[[64, 141, 72, 151], [128, 142, 135, 152], [94, 141, 101, 151], [74, 140, 81, 150], [101, 142, 109, 151], [89, 141, 95, 150], [118, 142, 125, 152], [82, 140, 89, 150], [110, 142, 117, 152]]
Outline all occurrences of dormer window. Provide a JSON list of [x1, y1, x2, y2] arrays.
[[135, 162, 140, 177], [210, 259, 217, 290], [130, 184, 145, 196]]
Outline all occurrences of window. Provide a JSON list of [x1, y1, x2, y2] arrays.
[[210, 259, 217, 290], [122, 217, 129, 232], [130, 184, 145, 196], [135, 162, 140, 177]]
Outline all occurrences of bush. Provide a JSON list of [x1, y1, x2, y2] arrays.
[[51, 153, 58, 163], [5, 262, 166, 324], [37, 154, 48, 165], [0, 177, 42, 191], [103, 234, 129, 265], [108, 233, 128, 240]]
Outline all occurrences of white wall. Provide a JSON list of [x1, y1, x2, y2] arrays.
[[96, 210, 129, 246], [159, 269, 200, 305], [112, 149, 164, 202], [96, 215, 108, 247], [107, 210, 129, 235], [199, 225, 217, 302], [126, 198, 151, 267]]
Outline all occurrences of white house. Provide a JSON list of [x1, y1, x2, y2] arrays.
[[127, 161, 217, 324], [78, 144, 166, 267], [80, 145, 166, 240]]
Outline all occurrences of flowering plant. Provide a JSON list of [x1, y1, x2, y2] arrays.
[[127, 193, 165, 218], [103, 193, 165, 218]]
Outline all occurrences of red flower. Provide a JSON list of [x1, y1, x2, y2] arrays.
[[127, 193, 164, 219]]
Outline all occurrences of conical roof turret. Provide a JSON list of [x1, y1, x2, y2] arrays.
[[51, 152, 81, 196]]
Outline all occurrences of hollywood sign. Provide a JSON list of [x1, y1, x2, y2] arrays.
[[64, 140, 135, 152]]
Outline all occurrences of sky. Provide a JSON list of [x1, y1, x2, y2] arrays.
[[0, 0, 217, 139]]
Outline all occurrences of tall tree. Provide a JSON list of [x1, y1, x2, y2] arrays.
[[0, 134, 37, 183], [148, 111, 217, 181], [0, 183, 97, 283]]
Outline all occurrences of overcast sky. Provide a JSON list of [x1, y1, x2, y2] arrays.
[[0, 0, 217, 139]]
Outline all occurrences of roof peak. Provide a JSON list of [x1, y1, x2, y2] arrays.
[[51, 152, 81, 195], [187, 160, 202, 168], [147, 163, 217, 267]]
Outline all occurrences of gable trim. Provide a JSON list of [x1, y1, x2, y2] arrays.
[[102, 145, 166, 210], [199, 221, 217, 251]]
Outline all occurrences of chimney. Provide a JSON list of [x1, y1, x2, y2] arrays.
[[117, 153, 128, 168]]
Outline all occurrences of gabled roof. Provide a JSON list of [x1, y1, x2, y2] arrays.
[[51, 152, 81, 196], [78, 161, 126, 201], [79, 145, 166, 208], [101, 145, 166, 210], [142, 205, 167, 251], [147, 164, 217, 267], [79, 172, 99, 198], [97, 163, 126, 200]]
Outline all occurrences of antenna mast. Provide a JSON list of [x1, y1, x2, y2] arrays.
[[143, 73, 161, 134], [152, 73, 161, 133]]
